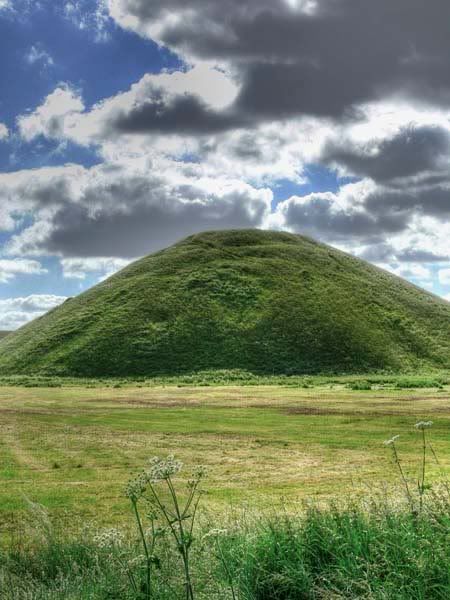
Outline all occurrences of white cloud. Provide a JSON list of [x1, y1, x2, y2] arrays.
[[267, 179, 379, 240], [64, 0, 111, 42], [9, 14, 450, 277], [17, 85, 84, 142], [0, 123, 8, 140], [0, 294, 67, 330], [61, 257, 132, 279], [0, 0, 10, 10], [25, 44, 54, 68], [0, 259, 47, 283], [16, 65, 239, 148]]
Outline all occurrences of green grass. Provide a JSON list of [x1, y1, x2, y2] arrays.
[[1, 459, 450, 599], [221, 494, 450, 599], [0, 229, 448, 376], [0, 379, 449, 598], [0, 380, 449, 525]]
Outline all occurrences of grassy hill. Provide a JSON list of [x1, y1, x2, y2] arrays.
[[0, 229, 448, 376]]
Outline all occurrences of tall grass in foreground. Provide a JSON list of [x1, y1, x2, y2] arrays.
[[1, 422, 449, 599]]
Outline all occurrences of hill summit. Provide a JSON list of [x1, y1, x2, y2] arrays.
[[0, 229, 448, 376]]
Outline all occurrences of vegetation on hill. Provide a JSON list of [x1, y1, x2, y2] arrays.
[[0, 229, 448, 376]]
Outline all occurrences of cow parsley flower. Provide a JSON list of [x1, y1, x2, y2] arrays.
[[125, 471, 148, 501], [383, 435, 400, 446], [414, 421, 433, 430], [147, 455, 183, 482], [188, 465, 208, 487], [94, 528, 124, 549], [202, 528, 227, 540]]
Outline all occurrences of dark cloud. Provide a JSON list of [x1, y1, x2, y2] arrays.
[[114, 0, 450, 120], [278, 193, 407, 244], [10, 170, 270, 257], [322, 126, 450, 182], [279, 176, 450, 253], [364, 185, 450, 220], [29, 177, 74, 206], [113, 94, 247, 135], [357, 244, 397, 264], [7, 0, 450, 279]]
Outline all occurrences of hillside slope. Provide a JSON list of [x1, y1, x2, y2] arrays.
[[0, 230, 448, 376]]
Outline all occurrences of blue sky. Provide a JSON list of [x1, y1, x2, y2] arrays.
[[0, 0, 449, 328], [0, 1, 180, 171]]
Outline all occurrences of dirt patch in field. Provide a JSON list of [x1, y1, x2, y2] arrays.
[[0, 407, 62, 416], [84, 397, 205, 408]]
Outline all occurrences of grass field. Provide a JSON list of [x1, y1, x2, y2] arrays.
[[0, 378, 449, 533]]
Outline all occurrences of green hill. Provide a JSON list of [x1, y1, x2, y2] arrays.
[[0, 229, 448, 376]]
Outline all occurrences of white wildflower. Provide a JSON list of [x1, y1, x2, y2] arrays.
[[125, 471, 148, 501], [202, 528, 228, 541], [188, 465, 208, 487], [383, 435, 400, 446], [147, 455, 183, 482], [414, 421, 433, 430], [94, 528, 124, 549]]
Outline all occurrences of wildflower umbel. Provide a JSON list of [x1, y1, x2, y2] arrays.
[[124, 471, 148, 502], [415, 421, 433, 430], [188, 465, 208, 487], [383, 435, 400, 446], [147, 455, 183, 482], [202, 528, 228, 541], [94, 528, 124, 549]]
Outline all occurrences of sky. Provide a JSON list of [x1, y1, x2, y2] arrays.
[[0, 0, 449, 329]]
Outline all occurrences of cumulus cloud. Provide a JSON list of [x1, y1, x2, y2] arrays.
[[0, 259, 47, 283], [269, 180, 405, 243], [108, 65, 241, 135], [108, 0, 450, 121], [0, 294, 67, 330], [17, 85, 84, 142], [268, 176, 450, 269], [1, 159, 272, 258], [322, 124, 450, 183], [4, 0, 450, 294], [16, 65, 241, 146]]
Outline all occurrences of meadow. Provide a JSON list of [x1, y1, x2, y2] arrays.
[[1, 374, 450, 598], [0, 374, 449, 524]]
